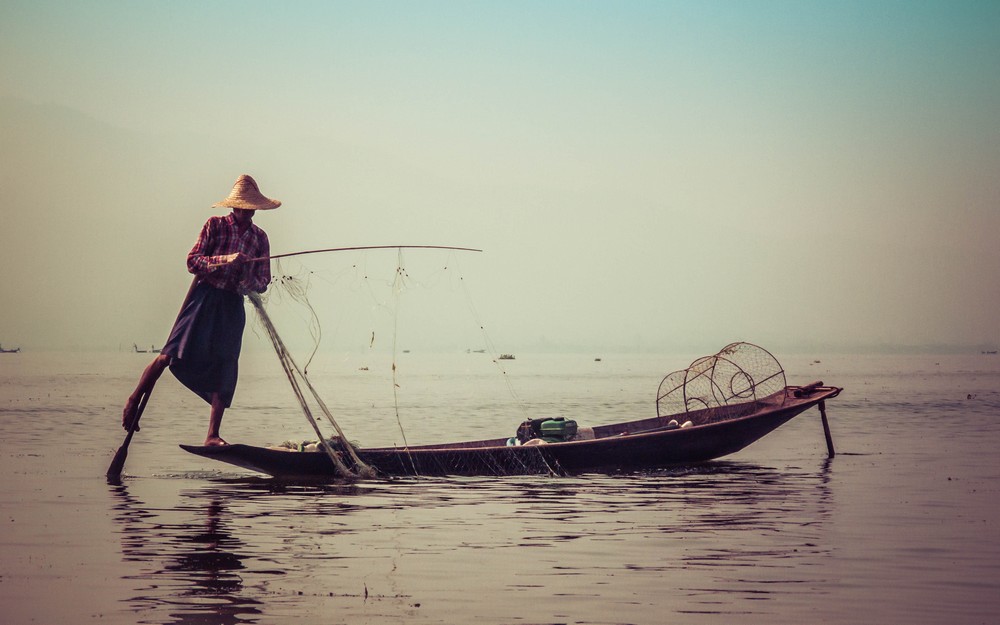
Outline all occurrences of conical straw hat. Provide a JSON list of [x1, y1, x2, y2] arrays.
[[212, 174, 281, 210]]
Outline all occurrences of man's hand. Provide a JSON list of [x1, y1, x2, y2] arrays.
[[223, 252, 248, 265]]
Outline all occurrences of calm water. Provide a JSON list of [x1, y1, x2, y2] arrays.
[[1, 350, 998, 624]]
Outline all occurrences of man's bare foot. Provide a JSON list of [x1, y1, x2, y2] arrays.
[[204, 436, 229, 447], [122, 396, 140, 431]]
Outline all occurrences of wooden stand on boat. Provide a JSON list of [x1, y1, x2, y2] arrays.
[[792, 381, 836, 458], [819, 400, 835, 458]]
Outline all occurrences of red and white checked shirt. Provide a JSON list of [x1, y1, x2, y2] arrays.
[[186, 213, 271, 294]]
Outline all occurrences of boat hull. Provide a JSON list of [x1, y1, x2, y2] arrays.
[[181, 386, 841, 478]]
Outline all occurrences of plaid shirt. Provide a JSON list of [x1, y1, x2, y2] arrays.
[[187, 213, 271, 294]]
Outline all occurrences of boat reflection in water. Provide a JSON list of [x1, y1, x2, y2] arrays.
[[107, 460, 833, 624]]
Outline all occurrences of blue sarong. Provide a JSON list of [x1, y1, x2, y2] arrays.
[[161, 281, 245, 407]]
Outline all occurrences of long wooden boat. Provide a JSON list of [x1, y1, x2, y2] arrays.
[[181, 383, 842, 478]]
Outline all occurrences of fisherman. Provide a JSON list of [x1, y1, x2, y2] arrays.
[[121, 174, 279, 446]]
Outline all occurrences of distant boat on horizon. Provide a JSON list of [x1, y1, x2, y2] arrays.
[[0, 343, 20, 354], [498, 354, 515, 360], [133, 344, 161, 354]]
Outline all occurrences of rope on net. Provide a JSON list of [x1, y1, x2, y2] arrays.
[[388, 250, 418, 475], [451, 255, 529, 422], [248, 292, 376, 479], [263, 261, 324, 374]]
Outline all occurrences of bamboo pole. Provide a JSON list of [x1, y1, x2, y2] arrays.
[[819, 400, 835, 458], [208, 245, 481, 269]]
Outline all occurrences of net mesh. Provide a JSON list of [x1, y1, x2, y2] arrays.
[[656, 342, 786, 422]]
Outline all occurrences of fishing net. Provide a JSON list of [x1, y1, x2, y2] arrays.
[[655, 342, 786, 423], [248, 251, 792, 478], [246, 250, 531, 478]]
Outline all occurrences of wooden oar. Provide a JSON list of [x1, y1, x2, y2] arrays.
[[106, 276, 201, 482], [107, 389, 152, 481]]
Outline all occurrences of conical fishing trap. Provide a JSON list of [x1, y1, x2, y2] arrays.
[[655, 342, 786, 423]]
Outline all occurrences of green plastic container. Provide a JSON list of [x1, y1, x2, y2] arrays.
[[540, 417, 578, 441]]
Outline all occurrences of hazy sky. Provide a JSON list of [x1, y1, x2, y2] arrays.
[[1, 1, 998, 353]]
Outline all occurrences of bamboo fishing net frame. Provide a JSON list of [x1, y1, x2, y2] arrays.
[[248, 292, 376, 479]]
